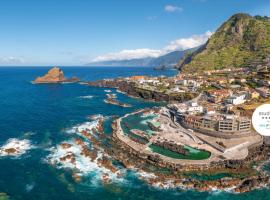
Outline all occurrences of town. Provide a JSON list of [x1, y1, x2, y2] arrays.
[[88, 57, 270, 167]]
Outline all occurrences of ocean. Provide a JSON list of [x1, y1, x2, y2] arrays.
[[0, 66, 268, 200]]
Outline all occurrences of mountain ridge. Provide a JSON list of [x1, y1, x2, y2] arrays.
[[86, 49, 196, 67], [178, 13, 270, 73]]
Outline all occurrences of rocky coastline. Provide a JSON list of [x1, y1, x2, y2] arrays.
[[50, 105, 270, 193], [38, 72, 270, 193], [104, 94, 132, 108], [87, 79, 196, 102], [102, 108, 270, 193]]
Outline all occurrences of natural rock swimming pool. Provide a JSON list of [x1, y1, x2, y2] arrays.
[[149, 144, 211, 160], [121, 110, 211, 160]]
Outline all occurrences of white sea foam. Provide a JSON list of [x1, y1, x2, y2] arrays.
[[47, 139, 125, 184], [78, 95, 94, 99], [78, 82, 88, 85], [88, 114, 104, 120], [61, 82, 73, 84], [136, 170, 172, 189], [116, 89, 126, 94], [141, 112, 157, 118], [49, 116, 127, 184], [136, 171, 156, 180], [65, 121, 100, 136], [104, 90, 112, 93], [0, 138, 33, 157]]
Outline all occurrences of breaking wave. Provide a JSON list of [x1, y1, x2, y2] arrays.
[[0, 138, 33, 157], [65, 120, 100, 135], [47, 118, 126, 185]]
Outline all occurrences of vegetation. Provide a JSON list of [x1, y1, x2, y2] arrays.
[[178, 13, 270, 73]]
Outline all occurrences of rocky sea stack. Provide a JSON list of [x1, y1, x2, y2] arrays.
[[34, 67, 79, 83]]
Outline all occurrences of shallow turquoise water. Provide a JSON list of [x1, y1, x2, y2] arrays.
[[121, 112, 159, 135], [0, 67, 269, 200]]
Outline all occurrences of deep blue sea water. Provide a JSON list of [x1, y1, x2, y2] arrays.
[[0, 66, 269, 200]]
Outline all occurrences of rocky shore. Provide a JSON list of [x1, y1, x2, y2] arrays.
[[38, 73, 270, 193], [87, 79, 196, 102], [48, 117, 125, 184], [103, 108, 270, 193], [0, 138, 32, 157], [50, 106, 270, 193], [104, 94, 132, 108]]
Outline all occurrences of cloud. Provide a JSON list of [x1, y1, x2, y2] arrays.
[[59, 51, 75, 55], [92, 49, 162, 62], [163, 31, 213, 52], [164, 5, 183, 13], [91, 31, 213, 62], [147, 16, 158, 21], [0, 56, 25, 64]]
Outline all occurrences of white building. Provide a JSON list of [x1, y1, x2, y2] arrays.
[[172, 102, 203, 115], [139, 79, 159, 84], [171, 87, 185, 93], [187, 102, 203, 114], [226, 93, 246, 105]]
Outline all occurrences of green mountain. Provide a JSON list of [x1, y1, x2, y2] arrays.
[[178, 13, 270, 73]]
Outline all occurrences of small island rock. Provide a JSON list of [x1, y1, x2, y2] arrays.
[[34, 67, 79, 83]]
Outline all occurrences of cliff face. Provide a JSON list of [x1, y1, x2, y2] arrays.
[[178, 13, 270, 73], [34, 67, 66, 83]]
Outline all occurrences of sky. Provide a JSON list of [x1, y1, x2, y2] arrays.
[[0, 0, 269, 66]]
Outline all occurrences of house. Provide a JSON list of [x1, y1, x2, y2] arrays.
[[256, 87, 270, 98], [236, 78, 247, 83], [171, 87, 185, 93], [178, 79, 188, 86], [230, 84, 241, 89], [258, 79, 270, 87], [216, 77, 227, 84], [204, 107, 216, 115], [187, 102, 204, 114], [247, 89, 260, 99], [173, 102, 203, 115], [207, 89, 233, 103], [139, 79, 159, 84], [226, 93, 246, 105], [129, 76, 146, 81], [228, 78, 235, 84]]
